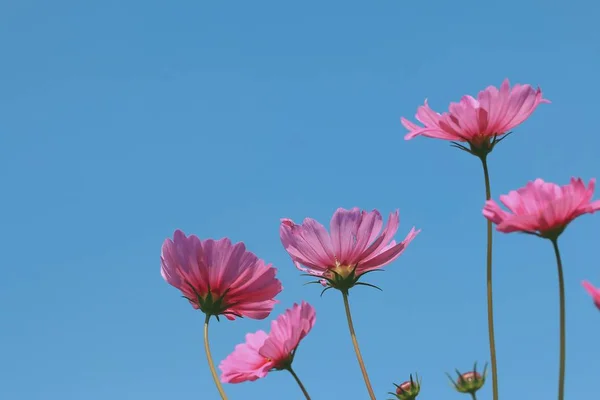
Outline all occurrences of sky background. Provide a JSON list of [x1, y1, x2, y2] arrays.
[[1, 1, 599, 399]]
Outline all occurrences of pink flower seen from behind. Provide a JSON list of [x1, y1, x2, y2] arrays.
[[279, 208, 419, 291], [582, 281, 600, 310], [483, 178, 600, 239], [161, 229, 282, 319], [401, 78, 549, 150], [219, 301, 316, 383]]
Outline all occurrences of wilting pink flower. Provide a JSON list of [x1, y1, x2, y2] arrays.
[[219, 301, 316, 383], [401, 78, 549, 151], [161, 229, 282, 319], [483, 178, 600, 239], [582, 281, 600, 310], [280, 208, 419, 291]]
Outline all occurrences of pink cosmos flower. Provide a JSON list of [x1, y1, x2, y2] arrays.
[[219, 301, 316, 383], [161, 229, 282, 320], [483, 178, 600, 239], [401, 78, 549, 150], [280, 207, 419, 291], [582, 281, 600, 310]]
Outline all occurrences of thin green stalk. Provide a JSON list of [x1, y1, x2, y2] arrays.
[[480, 156, 499, 400], [203, 315, 228, 400], [342, 291, 377, 400], [551, 239, 566, 400], [287, 366, 312, 400], [470, 393, 478, 400]]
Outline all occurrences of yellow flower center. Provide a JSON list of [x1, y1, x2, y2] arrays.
[[330, 262, 354, 279]]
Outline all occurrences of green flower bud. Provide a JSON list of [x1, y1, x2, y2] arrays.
[[388, 373, 421, 400], [447, 362, 487, 396]]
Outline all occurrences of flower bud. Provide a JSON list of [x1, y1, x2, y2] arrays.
[[388, 374, 421, 400], [447, 362, 487, 395]]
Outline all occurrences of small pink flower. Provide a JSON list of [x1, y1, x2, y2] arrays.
[[280, 207, 419, 291], [582, 281, 600, 310], [161, 229, 282, 319], [483, 178, 600, 239], [401, 78, 549, 151], [219, 301, 316, 383]]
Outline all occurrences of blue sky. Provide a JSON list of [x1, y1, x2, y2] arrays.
[[1, 0, 599, 399]]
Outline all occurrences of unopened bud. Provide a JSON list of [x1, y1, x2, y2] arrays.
[[447, 362, 487, 395], [388, 373, 421, 400]]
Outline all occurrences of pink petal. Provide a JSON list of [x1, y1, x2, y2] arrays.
[[361, 210, 400, 262], [279, 218, 336, 272], [350, 210, 384, 262], [482, 200, 508, 225], [259, 302, 316, 367], [330, 208, 364, 264], [582, 281, 599, 297], [582, 281, 600, 310], [358, 227, 420, 272], [219, 330, 273, 383]]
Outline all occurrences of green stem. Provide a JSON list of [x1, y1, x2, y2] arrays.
[[342, 291, 377, 400], [287, 366, 312, 400], [470, 392, 478, 400], [481, 156, 499, 400], [203, 315, 228, 400], [551, 239, 566, 400]]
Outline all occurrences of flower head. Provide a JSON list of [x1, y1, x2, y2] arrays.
[[161, 229, 282, 319], [401, 79, 549, 156], [280, 208, 419, 293], [389, 374, 421, 400], [447, 363, 487, 395], [483, 178, 600, 240], [219, 301, 316, 383], [582, 281, 600, 310]]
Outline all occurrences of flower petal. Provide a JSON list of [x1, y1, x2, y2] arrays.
[[219, 330, 273, 383]]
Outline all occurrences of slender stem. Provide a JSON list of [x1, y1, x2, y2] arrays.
[[480, 156, 499, 400], [203, 315, 228, 400], [342, 291, 377, 400], [470, 393, 478, 400], [287, 366, 312, 400], [551, 239, 566, 400]]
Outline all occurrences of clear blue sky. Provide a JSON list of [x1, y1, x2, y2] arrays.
[[1, 1, 599, 399]]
